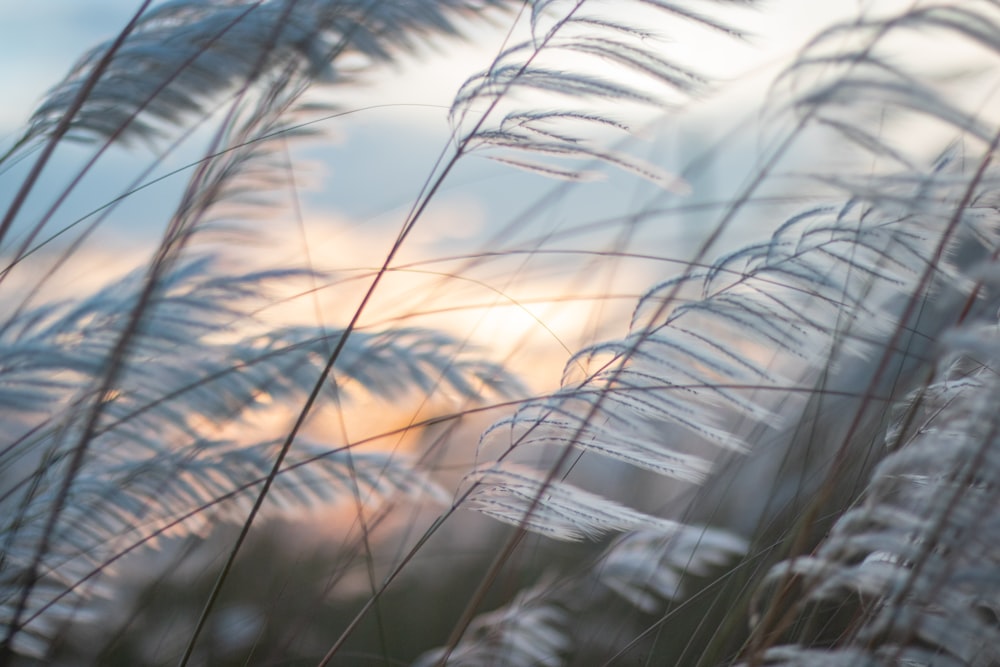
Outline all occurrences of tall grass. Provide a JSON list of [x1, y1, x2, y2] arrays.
[[3, 0, 1000, 665]]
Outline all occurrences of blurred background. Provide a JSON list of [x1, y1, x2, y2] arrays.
[[0, 1, 947, 664]]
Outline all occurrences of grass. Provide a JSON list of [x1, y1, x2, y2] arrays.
[[3, 1, 1000, 665]]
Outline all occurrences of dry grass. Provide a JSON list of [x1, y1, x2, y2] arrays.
[[3, 1, 1000, 665]]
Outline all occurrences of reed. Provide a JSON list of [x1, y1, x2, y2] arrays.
[[2, 1, 999, 665]]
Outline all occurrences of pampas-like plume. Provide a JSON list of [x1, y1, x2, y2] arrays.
[[23, 0, 510, 147], [431, 3, 1000, 664], [742, 339, 1000, 665], [413, 581, 572, 667], [0, 256, 519, 658], [1, 1, 528, 660], [449, 0, 750, 184], [13, 0, 1000, 664], [430, 155, 994, 665], [463, 157, 977, 541]]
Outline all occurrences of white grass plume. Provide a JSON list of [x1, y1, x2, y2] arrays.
[[12, 0, 1000, 664], [0, 256, 519, 658], [743, 360, 1000, 665], [449, 0, 750, 186], [22, 0, 512, 148]]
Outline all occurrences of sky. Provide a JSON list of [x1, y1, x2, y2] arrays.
[[0, 0, 926, 390]]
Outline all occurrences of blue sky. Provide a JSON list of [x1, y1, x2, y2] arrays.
[[0, 1, 886, 382]]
